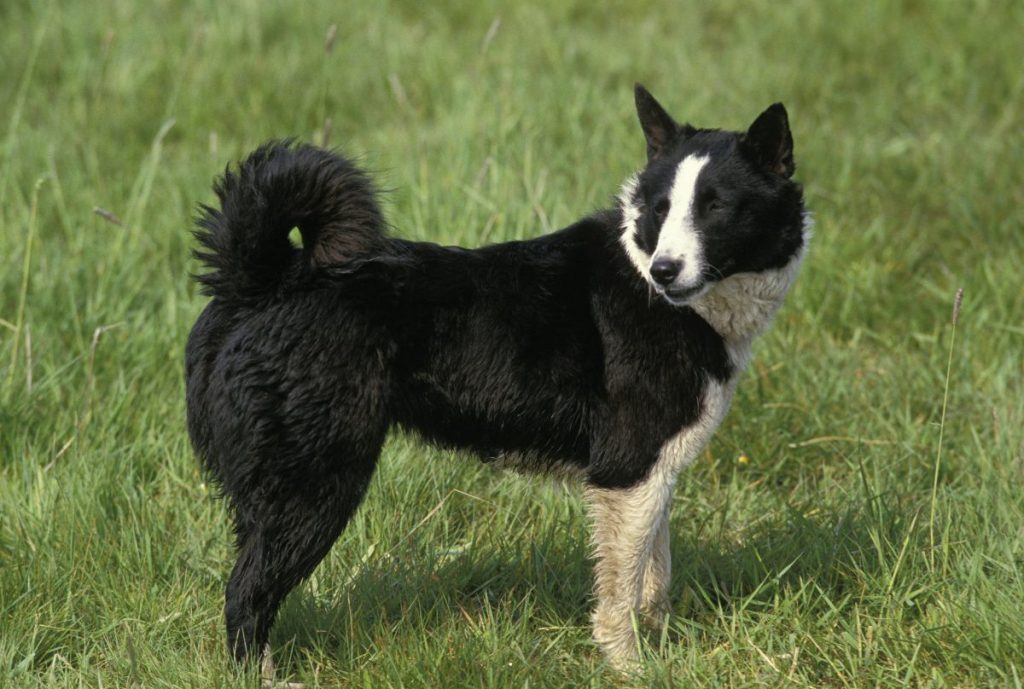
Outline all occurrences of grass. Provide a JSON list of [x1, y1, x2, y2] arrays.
[[1, 0, 1023, 686]]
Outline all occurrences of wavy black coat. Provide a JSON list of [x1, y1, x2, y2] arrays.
[[185, 142, 731, 661]]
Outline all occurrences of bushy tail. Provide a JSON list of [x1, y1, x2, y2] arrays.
[[193, 141, 386, 301]]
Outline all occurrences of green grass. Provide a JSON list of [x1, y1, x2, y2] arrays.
[[2, 0, 1023, 686]]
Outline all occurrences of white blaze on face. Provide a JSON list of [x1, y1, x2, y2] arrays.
[[652, 154, 709, 288]]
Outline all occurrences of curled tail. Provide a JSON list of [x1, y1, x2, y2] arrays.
[[193, 141, 386, 301]]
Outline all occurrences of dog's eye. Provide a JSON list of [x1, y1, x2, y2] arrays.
[[653, 199, 670, 221], [703, 197, 723, 214]]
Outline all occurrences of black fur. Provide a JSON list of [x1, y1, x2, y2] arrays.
[[186, 91, 806, 662]]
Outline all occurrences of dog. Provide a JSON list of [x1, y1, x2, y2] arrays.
[[185, 84, 808, 670]]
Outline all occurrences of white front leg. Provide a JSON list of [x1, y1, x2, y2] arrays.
[[587, 380, 734, 669], [641, 503, 672, 625], [587, 479, 675, 667]]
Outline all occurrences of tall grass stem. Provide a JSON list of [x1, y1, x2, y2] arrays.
[[929, 287, 964, 570]]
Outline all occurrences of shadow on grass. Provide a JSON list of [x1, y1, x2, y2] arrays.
[[271, 527, 594, 667], [673, 497, 914, 612], [269, 492, 918, 671]]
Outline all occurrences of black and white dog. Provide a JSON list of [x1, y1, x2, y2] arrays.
[[186, 84, 808, 669]]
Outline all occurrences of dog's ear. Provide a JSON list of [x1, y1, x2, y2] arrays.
[[634, 84, 687, 162], [742, 103, 795, 178]]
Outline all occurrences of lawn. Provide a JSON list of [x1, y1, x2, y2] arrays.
[[1, 1, 1023, 686]]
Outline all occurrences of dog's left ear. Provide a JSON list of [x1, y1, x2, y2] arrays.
[[743, 103, 795, 178]]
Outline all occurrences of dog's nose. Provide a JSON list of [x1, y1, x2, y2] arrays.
[[650, 258, 681, 286]]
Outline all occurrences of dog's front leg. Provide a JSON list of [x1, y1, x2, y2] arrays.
[[640, 503, 671, 626], [586, 477, 674, 669]]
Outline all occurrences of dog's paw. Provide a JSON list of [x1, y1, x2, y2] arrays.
[[592, 604, 643, 671], [260, 645, 306, 689]]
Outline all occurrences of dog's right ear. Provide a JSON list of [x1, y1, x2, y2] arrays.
[[635, 84, 691, 161]]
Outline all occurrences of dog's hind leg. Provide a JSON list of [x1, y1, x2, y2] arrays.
[[224, 453, 380, 664]]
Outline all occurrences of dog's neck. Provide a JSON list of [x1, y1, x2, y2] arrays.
[[692, 249, 803, 338], [690, 234, 808, 367]]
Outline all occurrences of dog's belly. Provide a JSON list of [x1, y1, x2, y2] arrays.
[[391, 371, 593, 471]]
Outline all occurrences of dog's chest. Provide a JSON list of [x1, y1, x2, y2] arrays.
[[648, 255, 807, 482], [651, 376, 738, 482]]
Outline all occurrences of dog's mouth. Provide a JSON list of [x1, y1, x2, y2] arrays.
[[658, 283, 707, 306]]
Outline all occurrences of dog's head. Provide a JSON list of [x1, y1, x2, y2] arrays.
[[619, 84, 806, 306]]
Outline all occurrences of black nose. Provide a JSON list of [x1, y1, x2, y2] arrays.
[[650, 258, 681, 286]]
